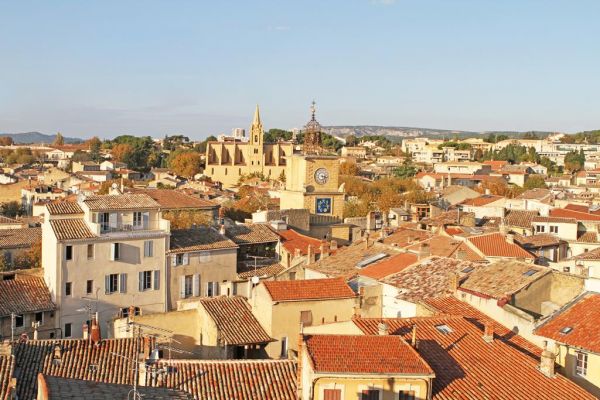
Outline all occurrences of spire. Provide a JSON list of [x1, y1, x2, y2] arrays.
[[310, 100, 316, 121], [253, 104, 261, 127]]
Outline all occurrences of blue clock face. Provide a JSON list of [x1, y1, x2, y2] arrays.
[[316, 198, 332, 214]]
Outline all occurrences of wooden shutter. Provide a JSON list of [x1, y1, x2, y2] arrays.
[[109, 212, 117, 229], [179, 276, 186, 299], [171, 255, 177, 267], [147, 241, 153, 257], [110, 243, 115, 261], [193, 274, 200, 297], [120, 273, 127, 293], [153, 270, 160, 290], [142, 212, 150, 229], [138, 272, 144, 292], [104, 275, 110, 294], [183, 253, 189, 265]]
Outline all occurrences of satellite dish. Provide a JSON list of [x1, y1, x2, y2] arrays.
[[251, 276, 260, 285]]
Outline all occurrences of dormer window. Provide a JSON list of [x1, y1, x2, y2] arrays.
[[560, 326, 573, 335], [435, 324, 453, 335]]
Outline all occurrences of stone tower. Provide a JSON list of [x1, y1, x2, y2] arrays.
[[247, 104, 264, 170], [302, 101, 323, 155]]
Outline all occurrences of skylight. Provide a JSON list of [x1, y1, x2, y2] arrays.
[[523, 269, 538, 277], [560, 326, 573, 335], [435, 324, 453, 335], [355, 253, 388, 269], [461, 266, 475, 273]]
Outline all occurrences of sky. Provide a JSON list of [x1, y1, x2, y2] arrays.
[[1, 0, 599, 140]]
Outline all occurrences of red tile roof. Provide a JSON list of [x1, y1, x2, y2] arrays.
[[145, 359, 297, 400], [129, 189, 218, 209], [0, 275, 55, 317], [550, 207, 600, 221], [0, 356, 14, 400], [467, 233, 535, 259], [482, 160, 508, 171], [0, 227, 41, 249], [535, 292, 600, 353], [199, 296, 272, 345], [303, 334, 433, 375], [354, 312, 594, 400], [278, 229, 323, 256], [358, 252, 418, 280], [49, 219, 97, 241], [46, 201, 83, 215], [460, 194, 503, 207], [262, 278, 356, 302]]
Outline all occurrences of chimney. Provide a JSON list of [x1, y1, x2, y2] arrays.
[[448, 272, 459, 293], [53, 343, 62, 360], [506, 234, 515, 244], [143, 337, 151, 360], [485, 188, 491, 195], [539, 341, 556, 378], [482, 322, 494, 343], [418, 243, 430, 260], [330, 240, 338, 251], [297, 333, 304, 399], [320, 241, 330, 258], [294, 248, 301, 258], [377, 322, 389, 336], [128, 305, 136, 322], [82, 323, 89, 341], [90, 313, 101, 346], [411, 325, 418, 349], [306, 245, 315, 265], [364, 232, 371, 249], [0, 340, 11, 357], [219, 224, 226, 236]]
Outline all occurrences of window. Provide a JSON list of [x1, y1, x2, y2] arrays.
[[560, 326, 573, 335], [207, 281, 219, 297], [105, 274, 119, 294], [140, 271, 152, 291], [144, 240, 153, 257], [87, 244, 94, 259], [399, 390, 416, 400], [550, 225, 558, 234], [300, 310, 313, 326], [536, 225, 545, 233], [65, 282, 72, 297], [133, 212, 142, 228], [361, 389, 380, 400], [280, 337, 288, 358], [110, 243, 121, 260], [323, 389, 342, 400], [184, 275, 193, 298], [576, 352, 588, 377], [86, 280, 93, 295], [65, 245, 73, 261], [174, 253, 188, 266], [435, 324, 453, 334], [523, 269, 538, 277], [121, 307, 140, 318], [64, 323, 72, 338], [35, 312, 43, 324], [14, 314, 23, 328]]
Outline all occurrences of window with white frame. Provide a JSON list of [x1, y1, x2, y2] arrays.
[[550, 225, 558, 234], [105, 273, 126, 294], [144, 240, 153, 257], [133, 212, 143, 228], [184, 275, 193, 298], [174, 253, 188, 266], [206, 281, 219, 297], [139, 270, 159, 291], [110, 243, 121, 260], [536, 225, 545, 233], [576, 351, 588, 377]]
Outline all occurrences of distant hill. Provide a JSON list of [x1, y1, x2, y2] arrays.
[[0, 132, 82, 144], [322, 126, 556, 141]]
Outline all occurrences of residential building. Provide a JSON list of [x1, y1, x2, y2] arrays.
[[0, 227, 41, 268], [251, 277, 357, 359], [42, 194, 170, 337]]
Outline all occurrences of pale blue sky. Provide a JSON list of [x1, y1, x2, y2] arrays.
[[1, 0, 599, 139]]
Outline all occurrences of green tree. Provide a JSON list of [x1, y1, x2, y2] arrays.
[[0, 201, 23, 218], [52, 132, 65, 146], [86, 137, 102, 162], [523, 175, 547, 190], [564, 150, 585, 172], [168, 150, 202, 179]]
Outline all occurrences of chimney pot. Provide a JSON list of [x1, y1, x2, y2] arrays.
[[506, 234, 515, 244], [483, 322, 494, 343], [82, 323, 89, 341], [448, 272, 459, 293], [539, 340, 556, 378], [377, 322, 389, 336], [411, 325, 418, 349], [90, 313, 101, 346], [419, 243, 430, 260], [306, 245, 315, 265], [330, 240, 338, 251]]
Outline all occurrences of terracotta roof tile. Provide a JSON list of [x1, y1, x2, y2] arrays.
[[145, 359, 297, 400], [278, 229, 323, 256], [237, 263, 286, 279], [46, 201, 83, 215], [199, 296, 271, 345], [169, 228, 237, 253], [84, 194, 160, 211], [381, 256, 481, 302], [262, 277, 356, 302], [12, 338, 143, 400], [514, 233, 561, 248], [550, 207, 600, 221], [304, 334, 433, 375], [0, 275, 55, 317], [531, 216, 577, 224], [382, 227, 434, 247], [129, 189, 217, 209], [567, 247, 600, 261], [49, 219, 97, 241], [405, 236, 485, 262], [467, 232, 535, 259], [225, 224, 279, 245], [577, 231, 599, 243], [41, 375, 190, 399], [504, 209, 538, 229], [0, 355, 14, 400], [358, 252, 418, 280], [0, 216, 19, 225], [354, 313, 594, 400], [0, 227, 41, 249], [535, 292, 600, 353], [460, 194, 503, 207], [460, 260, 549, 299]]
